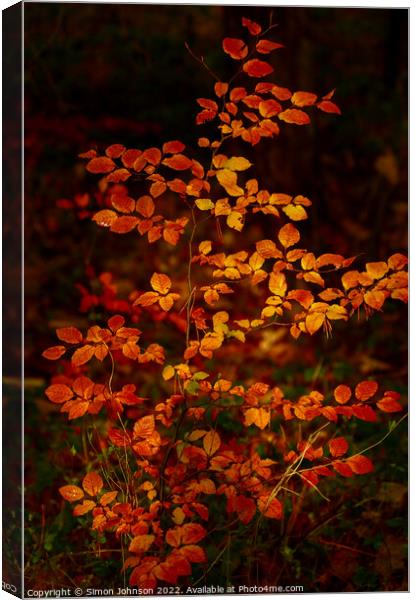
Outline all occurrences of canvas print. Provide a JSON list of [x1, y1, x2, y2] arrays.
[[3, 3, 408, 597]]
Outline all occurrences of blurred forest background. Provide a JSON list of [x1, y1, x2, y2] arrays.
[[14, 3, 408, 593]]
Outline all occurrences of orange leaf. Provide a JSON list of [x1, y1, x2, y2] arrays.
[[82, 471, 103, 496], [129, 534, 155, 553], [92, 209, 118, 227], [100, 491, 118, 506], [106, 168, 131, 183], [256, 39, 283, 54], [214, 82, 229, 97], [111, 194, 135, 213], [86, 156, 116, 174], [351, 405, 378, 422], [181, 523, 206, 545], [162, 154, 193, 171], [257, 495, 282, 519], [268, 272, 287, 297], [243, 59, 273, 78], [203, 430, 221, 456], [45, 384, 73, 404], [105, 143, 125, 158], [163, 140, 185, 154], [355, 380, 378, 401], [149, 181, 166, 198], [278, 108, 310, 125], [317, 100, 341, 114], [291, 91, 317, 107], [366, 261, 388, 280], [110, 216, 139, 234], [73, 500, 96, 516], [166, 528, 181, 548], [235, 495, 256, 524], [242, 17, 261, 35], [143, 147, 161, 165], [135, 291, 159, 307], [42, 346, 66, 360], [305, 312, 325, 335], [376, 393, 402, 413], [223, 38, 248, 60], [272, 85, 292, 101], [136, 196, 155, 218], [347, 454, 374, 475], [59, 485, 84, 502], [56, 327, 82, 344], [278, 223, 300, 248], [133, 414, 155, 438], [328, 437, 349, 458], [244, 407, 270, 430], [259, 99, 282, 118], [71, 345, 95, 366], [150, 272, 171, 294], [334, 384, 352, 405], [121, 149, 142, 168]]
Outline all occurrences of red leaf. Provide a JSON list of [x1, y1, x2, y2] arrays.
[[376, 393, 402, 413], [162, 155, 193, 171], [242, 17, 262, 35], [328, 437, 349, 458], [257, 495, 282, 519], [278, 108, 310, 125], [334, 384, 352, 405], [42, 346, 66, 360], [181, 523, 206, 545], [235, 495, 256, 524], [317, 100, 341, 114], [71, 345, 95, 367], [86, 157, 116, 174], [82, 471, 103, 497], [56, 327, 82, 344], [163, 140, 185, 154], [355, 380, 378, 401], [351, 404, 378, 423], [110, 216, 139, 234], [179, 545, 206, 563], [223, 38, 248, 60], [332, 461, 354, 477], [105, 144, 125, 158], [243, 59, 274, 78], [347, 454, 374, 475], [45, 384, 73, 404], [256, 39, 284, 54]]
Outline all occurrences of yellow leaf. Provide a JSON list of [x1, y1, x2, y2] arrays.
[[305, 312, 325, 335], [278, 223, 300, 248], [172, 507, 186, 525], [162, 365, 175, 381], [195, 198, 214, 210], [203, 431, 221, 456], [244, 407, 270, 430], [364, 290, 385, 310], [268, 272, 287, 297], [216, 169, 244, 196], [226, 211, 244, 231], [249, 252, 265, 271], [326, 304, 348, 321], [159, 294, 177, 311], [199, 240, 212, 255], [366, 261, 388, 280], [282, 204, 307, 221], [150, 272, 171, 295], [223, 156, 252, 171]]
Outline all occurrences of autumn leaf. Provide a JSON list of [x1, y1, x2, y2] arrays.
[[105, 143, 125, 158], [223, 156, 252, 171], [376, 392, 402, 413], [45, 384, 73, 404], [86, 156, 116, 174], [73, 500, 96, 516], [179, 545, 206, 563], [268, 272, 287, 297], [257, 495, 282, 519], [129, 535, 155, 554], [334, 384, 352, 404], [278, 223, 300, 248], [223, 38, 248, 60], [278, 109, 310, 125], [256, 39, 284, 54], [355, 380, 378, 401], [216, 169, 244, 196], [346, 454, 374, 475], [328, 437, 349, 458], [214, 82, 229, 97], [111, 194, 135, 214], [244, 407, 270, 430], [150, 273, 171, 295], [92, 209, 118, 228], [305, 312, 325, 335], [317, 100, 341, 114], [259, 99, 282, 118], [42, 346, 66, 360], [162, 140, 185, 154], [71, 345, 96, 367], [162, 154, 193, 171], [181, 523, 207, 545], [82, 471, 103, 497], [56, 327, 82, 344], [235, 495, 256, 524], [203, 430, 221, 456], [242, 17, 262, 35], [59, 485, 84, 503], [291, 91, 317, 107], [243, 59, 273, 78]]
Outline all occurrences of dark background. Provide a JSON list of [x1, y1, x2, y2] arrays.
[[22, 4, 408, 593]]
